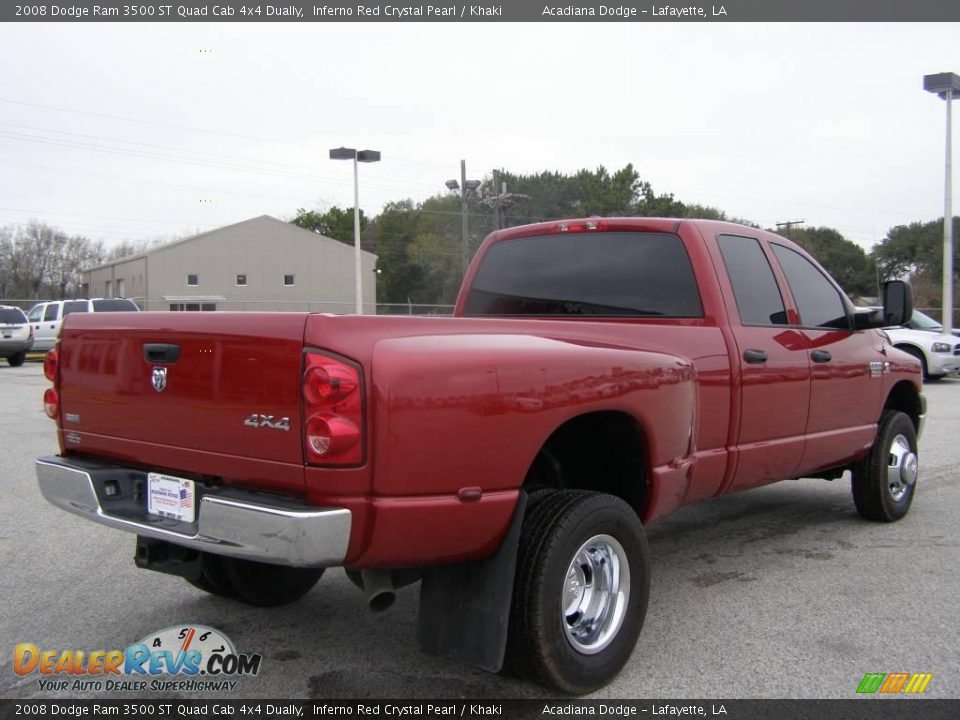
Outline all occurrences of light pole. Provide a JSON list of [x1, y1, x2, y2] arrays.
[[445, 160, 481, 276], [924, 72, 960, 333], [330, 146, 381, 314]]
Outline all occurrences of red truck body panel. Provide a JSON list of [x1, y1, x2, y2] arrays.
[[52, 218, 922, 568]]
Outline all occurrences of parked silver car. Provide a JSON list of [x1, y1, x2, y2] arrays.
[[0, 306, 34, 366]]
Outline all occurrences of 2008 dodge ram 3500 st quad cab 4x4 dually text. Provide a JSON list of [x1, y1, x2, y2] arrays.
[[36, 218, 924, 694]]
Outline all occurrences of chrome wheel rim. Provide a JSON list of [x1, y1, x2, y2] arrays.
[[561, 534, 630, 655], [887, 433, 917, 503]]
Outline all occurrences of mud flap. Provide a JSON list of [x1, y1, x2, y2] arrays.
[[416, 492, 527, 673]]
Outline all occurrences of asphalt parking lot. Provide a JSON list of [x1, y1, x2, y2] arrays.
[[1, 362, 958, 700]]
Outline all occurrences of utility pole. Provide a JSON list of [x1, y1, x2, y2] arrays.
[[460, 160, 468, 274], [445, 162, 481, 277], [776, 220, 804, 238], [491, 170, 500, 231], [481, 169, 530, 232]]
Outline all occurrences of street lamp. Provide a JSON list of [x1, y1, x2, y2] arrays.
[[445, 160, 481, 276], [924, 72, 960, 334], [330, 146, 381, 314]]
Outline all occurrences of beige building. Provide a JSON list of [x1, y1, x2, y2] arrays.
[[83, 215, 377, 313]]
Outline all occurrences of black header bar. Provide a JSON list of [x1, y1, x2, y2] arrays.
[[3, 0, 960, 22]]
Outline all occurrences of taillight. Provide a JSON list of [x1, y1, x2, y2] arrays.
[[42, 348, 60, 421], [302, 352, 363, 465], [43, 387, 59, 419], [43, 349, 58, 382]]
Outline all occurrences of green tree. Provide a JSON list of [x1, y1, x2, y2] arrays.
[[872, 216, 960, 307], [291, 206, 367, 246], [784, 226, 876, 297]]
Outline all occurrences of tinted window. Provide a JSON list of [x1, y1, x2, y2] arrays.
[[771, 244, 850, 330], [0, 308, 27, 324], [63, 301, 89, 316], [43, 304, 59, 321], [92, 299, 139, 312], [717, 235, 788, 326], [464, 232, 703, 317]]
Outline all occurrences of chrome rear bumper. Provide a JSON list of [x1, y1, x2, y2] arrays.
[[36, 456, 351, 567]]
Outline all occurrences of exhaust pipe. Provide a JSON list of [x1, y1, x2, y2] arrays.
[[361, 569, 396, 612]]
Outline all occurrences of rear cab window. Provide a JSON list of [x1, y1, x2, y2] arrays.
[[43, 304, 60, 322], [463, 231, 703, 317]]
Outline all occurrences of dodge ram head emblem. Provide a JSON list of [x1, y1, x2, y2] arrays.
[[151, 367, 168, 392]]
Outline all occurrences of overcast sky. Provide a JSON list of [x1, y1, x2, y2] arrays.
[[0, 22, 956, 251]]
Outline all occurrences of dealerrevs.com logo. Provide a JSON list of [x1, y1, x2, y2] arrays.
[[856, 672, 933, 694], [14, 625, 262, 693]]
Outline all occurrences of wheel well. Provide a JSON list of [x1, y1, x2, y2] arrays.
[[894, 343, 926, 363], [523, 411, 648, 514], [884, 380, 923, 433]]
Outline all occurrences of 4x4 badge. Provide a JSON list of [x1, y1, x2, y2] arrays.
[[152, 367, 168, 392]]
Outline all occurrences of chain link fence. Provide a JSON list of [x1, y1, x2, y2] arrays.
[[0, 298, 456, 316]]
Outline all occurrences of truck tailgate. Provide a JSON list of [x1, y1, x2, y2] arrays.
[[57, 312, 308, 479]]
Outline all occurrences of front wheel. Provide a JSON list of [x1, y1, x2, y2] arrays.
[[505, 490, 650, 695], [851, 411, 918, 522]]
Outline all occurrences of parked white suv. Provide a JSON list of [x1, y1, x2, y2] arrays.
[[26, 298, 139, 352], [0, 305, 34, 366]]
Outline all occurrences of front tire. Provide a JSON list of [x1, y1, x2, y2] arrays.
[[505, 490, 650, 695], [851, 411, 918, 522]]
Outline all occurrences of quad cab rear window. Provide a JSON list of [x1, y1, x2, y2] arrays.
[[464, 231, 703, 317]]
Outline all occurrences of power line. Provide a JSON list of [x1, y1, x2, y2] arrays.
[[0, 96, 454, 171]]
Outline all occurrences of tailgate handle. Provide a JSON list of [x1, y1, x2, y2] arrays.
[[144, 343, 180, 364]]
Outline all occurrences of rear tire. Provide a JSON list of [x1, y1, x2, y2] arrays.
[[7, 352, 25, 367], [186, 553, 323, 606], [851, 411, 918, 522], [505, 490, 650, 695]]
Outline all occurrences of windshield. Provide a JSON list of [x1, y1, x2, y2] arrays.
[[910, 310, 943, 330]]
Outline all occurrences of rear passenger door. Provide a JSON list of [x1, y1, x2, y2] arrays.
[[768, 243, 883, 474], [714, 234, 811, 491]]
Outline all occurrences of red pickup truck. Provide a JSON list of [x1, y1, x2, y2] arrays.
[[36, 218, 924, 694]]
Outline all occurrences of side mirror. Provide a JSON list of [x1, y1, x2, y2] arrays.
[[882, 280, 913, 327]]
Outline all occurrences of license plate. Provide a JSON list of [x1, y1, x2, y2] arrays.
[[147, 473, 196, 523]]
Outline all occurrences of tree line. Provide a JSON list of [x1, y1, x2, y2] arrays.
[[2, 164, 956, 312], [0, 222, 160, 303], [294, 163, 956, 310]]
